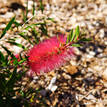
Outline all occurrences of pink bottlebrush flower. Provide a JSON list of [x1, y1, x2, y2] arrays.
[[27, 34, 75, 75]]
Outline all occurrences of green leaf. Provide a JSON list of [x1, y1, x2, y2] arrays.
[[1, 45, 18, 65], [74, 26, 80, 42], [66, 35, 70, 44], [19, 32, 33, 45], [19, 53, 23, 60], [20, 90, 25, 97], [2, 45, 13, 56], [8, 38, 16, 41], [72, 44, 81, 47], [70, 29, 75, 42], [47, 17, 55, 22], [25, 25, 33, 30], [0, 51, 7, 67], [39, 0, 44, 13], [80, 38, 92, 42], [0, 74, 6, 93], [0, 51, 5, 62], [25, 23, 45, 30], [22, 11, 26, 23], [18, 58, 27, 64], [25, 0, 28, 21], [32, 0, 35, 16], [6, 67, 17, 90], [19, 32, 27, 40], [39, 23, 48, 36], [7, 41, 27, 50], [35, 22, 45, 25], [32, 28, 39, 44], [0, 16, 15, 39], [22, 0, 28, 22], [14, 20, 21, 27]]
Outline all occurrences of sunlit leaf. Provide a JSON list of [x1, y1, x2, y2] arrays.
[[70, 29, 74, 42], [72, 44, 81, 47], [74, 26, 79, 42], [7, 41, 27, 50], [66, 34, 70, 44], [18, 58, 27, 64]]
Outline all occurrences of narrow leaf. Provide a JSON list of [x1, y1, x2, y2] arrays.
[[32, 0, 35, 16], [0, 51, 5, 61], [80, 38, 92, 42], [0, 74, 6, 93], [47, 17, 55, 22], [32, 28, 39, 44], [14, 20, 21, 27], [7, 41, 27, 50], [0, 16, 15, 39], [6, 67, 17, 89], [39, 0, 44, 13], [19, 32, 33, 45], [72, 44, 81, 47], [25, 0, 28, 21], [18, 58, 27, 64], [22, 0, 28, 22], [70, 29, 74, 42], [1, 45, 18, 65], [66, 35, 70, 44], [25, 23, 45, 30], [22, 11, 26, 23], [74, 26, 79, 42], [25, 25, 33, 30], [2, 45, 13, 56], [19, 32, 27, 40]]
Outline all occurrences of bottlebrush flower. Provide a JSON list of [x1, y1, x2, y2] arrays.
[[27, 34, 75, 75]]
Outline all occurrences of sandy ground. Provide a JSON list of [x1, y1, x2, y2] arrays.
[[0, 0, 107, 106]]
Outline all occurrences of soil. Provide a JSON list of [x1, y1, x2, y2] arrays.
[[0, 0, 107, 107]]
